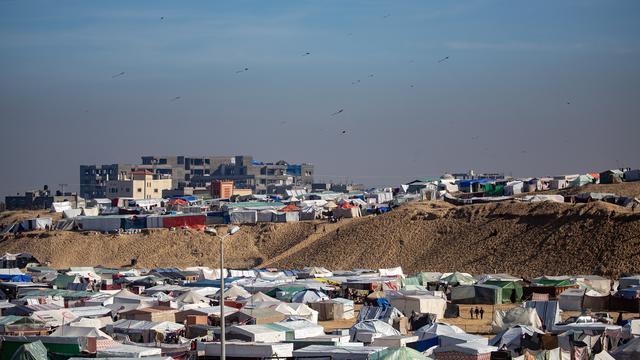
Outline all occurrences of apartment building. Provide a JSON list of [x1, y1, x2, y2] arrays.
[[104, 170, 172, 200]]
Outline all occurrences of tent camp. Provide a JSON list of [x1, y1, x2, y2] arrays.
[[492, 307, 543, 332]]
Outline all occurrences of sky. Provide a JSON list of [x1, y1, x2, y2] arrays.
[[1, 0, 639, 197]]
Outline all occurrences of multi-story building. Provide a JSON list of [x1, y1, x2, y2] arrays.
[[80, 164, 133, 199], [81, 155, 314, 198], [5, 187, 85, 210], [104, 170, 172, 200]]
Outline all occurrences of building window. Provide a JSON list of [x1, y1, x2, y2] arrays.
[[126, 188, 130, 192], [154, 189, 158, 193], [137, 188, 142, 193]]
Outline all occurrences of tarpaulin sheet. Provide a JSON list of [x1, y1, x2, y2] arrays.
[[121, 216, 147, 230], [146, 216, 163, 228], [77, 216, 122, 232], [230, 210, 257, 224], [162, 214, 206, 230]]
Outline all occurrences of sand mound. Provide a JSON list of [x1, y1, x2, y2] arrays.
[[1, 183, 639, 277]]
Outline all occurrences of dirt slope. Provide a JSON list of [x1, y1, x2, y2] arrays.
[[1, 183, 639, 277]]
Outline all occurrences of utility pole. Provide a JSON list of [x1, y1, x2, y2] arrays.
[[59, 184, 68, 195]]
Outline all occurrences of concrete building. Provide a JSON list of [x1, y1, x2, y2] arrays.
[[80, 164, 133, 199], [82, 155, 314, 197], [211, 180, 234, 199], [105, 170, 172, 200], [5, 187, 85, 210]]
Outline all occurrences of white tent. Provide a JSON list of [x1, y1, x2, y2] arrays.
[[291, 289, 329, 304], [350, 319, 401, 343], [379, 267, 404, 277], [50, 325, 112, 339], [492, 306, 543, 332], [415, 322, 465, 340]]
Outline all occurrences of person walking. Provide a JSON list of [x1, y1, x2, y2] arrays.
[[474, 307, 480, 320], [479, 307, 485, 320], [469, 307, 475, 319]]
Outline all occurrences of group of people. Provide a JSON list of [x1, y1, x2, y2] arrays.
[[470, 306, 485, 319]]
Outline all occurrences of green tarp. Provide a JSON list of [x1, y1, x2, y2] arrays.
[[265, 286, 307, 302], [401, 277, 421, 288], [533, 278, 573, 287], [483, 183, 505, 196], [484, 280, 523, 303], [10, 341, 48, 360]]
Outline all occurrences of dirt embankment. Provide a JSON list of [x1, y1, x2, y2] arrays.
[[1, 183, 639, 277]]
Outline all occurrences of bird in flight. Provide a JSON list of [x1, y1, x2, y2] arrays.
[[438, 56, 450, 63], [236, 67, 249, 74], [341, 130, 347, 134], [383, 14, 391, 18], [410, 84, 415, 88], [170, 96, 181, 102], [566, 101, 571, 105], [351, 80, 361, 85], [368, 74, 374, 78], [112, 72, 125, 78], [302, 52, 311, 56], [160, 16, 164, 20], [331, 109, 344, 116]]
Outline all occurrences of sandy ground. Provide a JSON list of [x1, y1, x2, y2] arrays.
[[0, 183, 639, 277]]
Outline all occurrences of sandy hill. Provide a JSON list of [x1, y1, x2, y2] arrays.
[[1, 183, 639, 277]]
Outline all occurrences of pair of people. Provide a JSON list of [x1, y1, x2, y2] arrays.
[[469, 306, 485, 319]]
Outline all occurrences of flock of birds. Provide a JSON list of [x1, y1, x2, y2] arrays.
[[108, 14, 571, 141]]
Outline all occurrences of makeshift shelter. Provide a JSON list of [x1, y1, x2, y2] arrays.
[[227, 324, 286, 343], [388, 294, 447, 319], [492, 307, 543, 332], [370, 347, 431, 360], [599, 170, 624, 184], [415, 322, 465, 340], [610, 337, 640, 360], [9, 340, 48, 360], [451, 284, 502, 305], [291, 289, 329, 304], [624, 169, 640, 182], [162, 214, 206, 230], [440, 272, 476, 286], [309, 298, 355, 321], [570, 174, 595, 187], [350, 319, 401, 343], [483, 280, 524, 304], [489, 325, 544, 356], [559, 288, 585, 311], [264, 319, 325, 340], [333, 204, 362, 219], [76, 216, 122, 232], [229, 210, 258, 224], [273, 211, 299, 223], [504, 181, 524, 196]]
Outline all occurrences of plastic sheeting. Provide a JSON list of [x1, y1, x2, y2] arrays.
[[559, 288, 585, 311], [521, 194, 566, 203], [81, 207, 100, 216], [146, 215, 163, 228], [51, 201, 72, 212], [350, 319, 401, 343], [379, 267, 404, 277], [121, 216, 147, 229], [388, 295, 446, 319], [291, 289, 329, 304], [492, 306, 543, 332], [162, 214, 206, 230], [76, 216, 122, 232], [63, 209, 83, 219], [229, 210, 257, 224]]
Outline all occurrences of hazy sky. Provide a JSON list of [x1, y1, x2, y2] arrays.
[[1, 0, 639, 197]]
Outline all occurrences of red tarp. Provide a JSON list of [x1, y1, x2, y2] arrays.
[[339, 203, 356, 209], [162, 215, 206, 230], [168, 198, 189, 206], [280, 204, 300, 212]]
